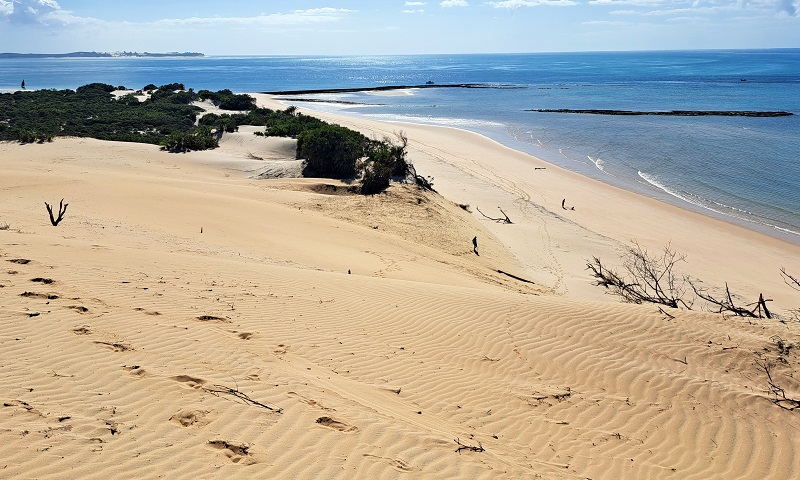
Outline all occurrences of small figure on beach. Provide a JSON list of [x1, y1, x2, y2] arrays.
[[21, 79, 26, 89], [472, 236, 479, 256], [562, 199, 575, 211]]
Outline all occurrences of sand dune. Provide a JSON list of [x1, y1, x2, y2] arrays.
[[1, 122, 799, 478], [257, 94, 800, 309]]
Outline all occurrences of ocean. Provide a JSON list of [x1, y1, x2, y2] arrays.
[[2, 50, 798, 241]]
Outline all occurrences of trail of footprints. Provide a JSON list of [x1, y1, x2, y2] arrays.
[[3, 253, 369, 470]]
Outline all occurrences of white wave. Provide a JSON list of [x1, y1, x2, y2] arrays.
[[637, 171, 800, 237], [363, 113, 504, 128], [588, 155, 614, 177]]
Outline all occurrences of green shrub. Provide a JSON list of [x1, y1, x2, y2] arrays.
[[298, 125, 368, 179], [158, 83, 185, 91], [159, 127, 218, 152], [76, 83, 116, 94], [360, 161, 392, 195], [198, 89, 256, 110]]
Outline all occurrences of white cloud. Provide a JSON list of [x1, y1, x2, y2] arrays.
[[403, 9, 426, 13], [588, 0, 665, 5], [488, 0, 577, 7], [0, 0, 69, 24], [153, 8, 354, 27], [405, 1, 427, 5], [440, 0, 469, 6]]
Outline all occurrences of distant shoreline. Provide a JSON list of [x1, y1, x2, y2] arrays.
[[528, 108, 793, 117], [265, 84, 522, 95], [0, 52, 204, 59]]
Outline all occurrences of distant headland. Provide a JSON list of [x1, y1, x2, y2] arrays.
[[0, 51, 204, 59]]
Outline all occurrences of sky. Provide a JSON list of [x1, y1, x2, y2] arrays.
[[0, 0, 798, 54]]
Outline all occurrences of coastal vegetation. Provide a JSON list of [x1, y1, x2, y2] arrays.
[[0, 82, 429, 194]]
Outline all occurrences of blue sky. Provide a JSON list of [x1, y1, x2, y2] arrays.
[[0, 0, 798, 54]]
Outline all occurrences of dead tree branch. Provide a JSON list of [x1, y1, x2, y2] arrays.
[[586, 243, 691, 309], [781, 268, 800, 292], [691, 282, 771, 318], [476, 207, 513, 224], [757, 359, 800, 411], [44, 199, 68, 226], [454, 438, 485, 454], [204, 384, 283, 413]]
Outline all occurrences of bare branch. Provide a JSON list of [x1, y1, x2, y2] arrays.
[[690, 281, 772, 318], [781, 268, 800, 292], [757, 359, 800, 411], [586, 243, 690, 309], [476, 206, 513, 224], [454, 438, 485, 454], [44, 199, 69, 226]]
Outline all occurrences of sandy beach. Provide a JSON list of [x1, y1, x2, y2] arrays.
[[1, 95, 799, 479]]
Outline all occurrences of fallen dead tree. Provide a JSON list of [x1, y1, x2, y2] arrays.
[[586, 243, 691, 309], [690, 281, 772, 319], [476, 206, 513, 224]]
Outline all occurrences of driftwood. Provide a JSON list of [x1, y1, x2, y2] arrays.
[[454, 438, 485, 454], [44, 199, 68, 226], [476, 207, 512, 224], [691, 282, 771, 318], [586, 243, 691, 309], [204, 384, 283, 413], [757, 359, 800, 411], [781, 268, 800, 292]]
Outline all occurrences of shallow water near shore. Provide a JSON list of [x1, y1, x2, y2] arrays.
[[3, 50, 798, 241]]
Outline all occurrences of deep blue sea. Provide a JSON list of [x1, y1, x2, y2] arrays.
[[2, 50, 798, 241]]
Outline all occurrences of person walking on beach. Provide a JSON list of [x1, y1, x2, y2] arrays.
[[21, 79, 26, 89], [472, 236, 479, 256]]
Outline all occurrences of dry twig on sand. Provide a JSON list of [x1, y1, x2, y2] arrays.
[[204, 384, 283, 413], [454, 438, 485, 454], [757, 359, 800, 411], [476, 206, 513, 224], [44, 199, 68, 226]]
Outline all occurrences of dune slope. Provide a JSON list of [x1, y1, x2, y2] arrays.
[[1, 139, 799, 479]]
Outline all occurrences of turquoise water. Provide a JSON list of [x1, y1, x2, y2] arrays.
[[2, 50, 798, 241]]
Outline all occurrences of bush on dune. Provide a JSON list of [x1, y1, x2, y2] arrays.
[[298, 124, 368, 179], [159, 127, 218, 153], [198, 89, 257, 110]]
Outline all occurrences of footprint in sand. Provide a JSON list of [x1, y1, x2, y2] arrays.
[[20, 292, 59, 300], [237, 332, 254, 340], [7, 259, 31, 265], [363, 454, 417, 472], [172, 375, 207, 389], [315, 416, 358, 432], [30, 277, 55, 284], [67, 305, 89, 313], [94, 341, 134, 352], [207, 440, 257, 465], [170, 408, 211, 427], [72, 326, 91, 335], [122, 365, 146, 377]]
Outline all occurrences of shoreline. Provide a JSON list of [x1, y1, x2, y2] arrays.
[[256, 93, 800, 304], [264, 83, 520, 95], [280, 97, 800, 246]]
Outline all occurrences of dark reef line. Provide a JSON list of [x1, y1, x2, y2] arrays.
[[279, 98, 387, 106], [527, 109, 793, 117], [265, 84, 521, 95]]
